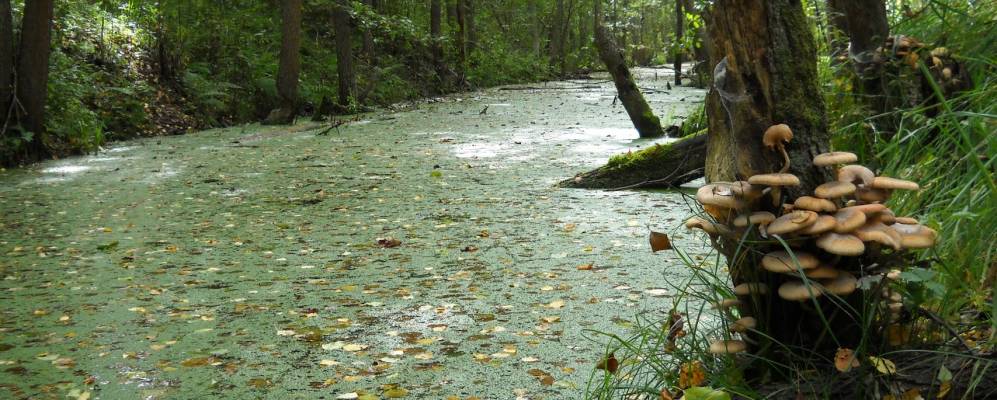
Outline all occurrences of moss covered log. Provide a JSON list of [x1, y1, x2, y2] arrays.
[[557, 132, 706, 189]]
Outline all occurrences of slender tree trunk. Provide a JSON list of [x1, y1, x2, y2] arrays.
[[828, 0, 888, 64], [464, 0, 476, 55], [674, 0, 683, 86], [17, 0, 54, 146], [430, 0, 445, 80], [265, 0, 302, 125], [706, 0, 840, 357], [529, 1, 542, 56], [594, 22, 664, 138], [549, 0, 565, 73], [362, 0, 376, 62], [334, 0, 357, 106], [0, 0, 13, 125]]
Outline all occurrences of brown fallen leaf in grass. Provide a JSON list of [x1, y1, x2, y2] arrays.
[[834, 348, 860, 372], [596, 353, 619, 374], [678, 360, 706, 388], [649, 231, 672, 252]]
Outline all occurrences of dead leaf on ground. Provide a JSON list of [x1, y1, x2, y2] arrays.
[[595, 353, 619, 374]]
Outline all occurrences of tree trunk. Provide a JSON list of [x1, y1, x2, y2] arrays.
[[265, 0, 302, 125], [594, 22, 664, 138], [334, 0, 357, 106], [464, 0, 476, 55], [827, 0, 888, 64], [17, 0, 54, 148], [558, 133, 706, 189], [705, 0, 842, 358], [430, 0, 445, 80], [455, 0, 467, 63], [0, 0, 13, 124], [549, 0, 565, 73], [674, 0, 683, 86], [362, 0, 376, 62]]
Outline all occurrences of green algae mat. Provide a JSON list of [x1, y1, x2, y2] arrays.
[[0, 73, 707, 399]]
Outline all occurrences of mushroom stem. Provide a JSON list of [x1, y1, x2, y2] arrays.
[[778, 144, 791, 173], [771, 187, 782, 208]]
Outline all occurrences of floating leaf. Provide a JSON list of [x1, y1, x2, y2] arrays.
[[649, 231, 672, 252], [595, 353, 618, 374]]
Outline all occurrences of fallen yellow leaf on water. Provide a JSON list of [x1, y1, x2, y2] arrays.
[[868, 355, 897, 375], [383, 387, 409, 398], [649, 231, 672, 252], [834, 348, 860, 372], [577, 263, 594, 270], [545, 299, 565, 309]]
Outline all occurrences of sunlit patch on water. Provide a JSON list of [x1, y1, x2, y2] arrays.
[[42, 165, 91, 174], [106, 145, 135, 153], [452, 142, 512, 159]]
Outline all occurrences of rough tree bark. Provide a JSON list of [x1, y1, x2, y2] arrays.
[[705, 0, 845, 357], [17, 0, 54, 147], [674, 0, 683, 86], [0, 0, 13, 124], [594, 22, 665, 138], [430, 0, 445, 80], [361, 0, 378, 62], [334, 0, 357, 106], [463, 0, 476, 55], [265, 0, 302, 125], [548, 0, 566, 74], [455, 0, 467, 62], [826, 0, 889, 64]]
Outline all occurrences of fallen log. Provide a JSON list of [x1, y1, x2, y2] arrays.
[[558, 132, 706, 189]]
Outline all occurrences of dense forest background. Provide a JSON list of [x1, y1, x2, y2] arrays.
[[0, 0, 698, 163]]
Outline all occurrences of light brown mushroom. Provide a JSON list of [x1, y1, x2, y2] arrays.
[[733, 211, 777, 228], [894, 217, 919, 225], [727, 181, 765, 200], [717, 298, 742, 310], [844, 203, 889, 216], [837, 165, 875, 186], [805, 264, 840, 279], [768, 210, 818, 235], [778, 280, 823, 301], [697, 184, 746, 209], [763, 124, 794, 173], [749, 173, 801, 207], [729, 317, 757, 333], [832, 208, 867, 233], [733, 282, 769, 296], [822, 271, 858, 296], [799, 215, 837, 235], [855, 187, 891, 203], [794, 196, 837, 212], [871, 176, 920, 191], [685, 217, 731, 236], [815, 181, 856, 199], [817, 232, 865, 256], [709, 340, 748, 354], [813, 151, 858, 167], [854, 222, 902, 250], [761, 250, 819, 273], [890, 222, 937, 249]]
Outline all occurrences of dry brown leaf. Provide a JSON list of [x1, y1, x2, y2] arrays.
[[595, 353, 619, 374], [649, 231, 672, 252], [577, 263, 594, 270], [835, 348, 860, 372], [678, 360, 706, 389]]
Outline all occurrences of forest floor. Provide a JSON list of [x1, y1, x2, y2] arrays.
[[0, 69, 707, 399]]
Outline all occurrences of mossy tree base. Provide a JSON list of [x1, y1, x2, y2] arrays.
[[558, 133, 706, 189]]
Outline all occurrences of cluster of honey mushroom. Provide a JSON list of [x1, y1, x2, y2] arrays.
[[683, 124, 938, 355]]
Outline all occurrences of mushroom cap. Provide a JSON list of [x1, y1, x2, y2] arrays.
[[891, 222, 937, 249], [733, 282, 769, 296], [833, 208, 867, 233], [799, 215, 837, 235], [709, 339, 748, 354], [837, 165, 876, 186], [763, 124, 793, 149], [748, 173, 801, 187], [855, 187, 891, 203], [768, 210, 819, 235], [794, 196, 837, 212], [844, 203, 889, 216], [730, 317, 757, 333], [778, 280, 823, 301], [871, 176, 920, 191], [817, 232, 866, 255], [895, 217, 919, 225], [805, 264, 841, 279], [761, 250, 820, 273], [815, 181, 856, 199], [717, 298, 742, 310], [871, 209, 896, 225], [854, 222, 903, 250], [813, 151, 858, 166], [684, 217, 731, 235], [697, 184, 745, 209], [821, 271, 858, 296], [733, 211, 777, 228], [727, 181, 764, 200]]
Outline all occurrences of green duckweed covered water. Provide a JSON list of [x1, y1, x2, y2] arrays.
[[0, 71, 708, 399]]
